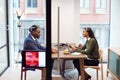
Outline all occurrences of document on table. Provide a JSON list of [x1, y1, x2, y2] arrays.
[[70, 52, 81, 55]]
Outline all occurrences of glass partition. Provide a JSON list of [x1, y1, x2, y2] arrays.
[[13, 0, 46, 63], [0, 0, 8, 76], [0, 46, 8, 75]]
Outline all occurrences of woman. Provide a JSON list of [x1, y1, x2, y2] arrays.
[[70, 27, 100, 80]]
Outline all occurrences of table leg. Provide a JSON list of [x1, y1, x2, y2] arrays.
[[80, 59, 85, 80]]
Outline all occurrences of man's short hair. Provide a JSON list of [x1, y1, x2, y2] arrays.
[[29, 25, 40, 33]]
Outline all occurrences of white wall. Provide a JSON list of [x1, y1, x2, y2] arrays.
[[52, 0, 80, 44], [110, 0, 120, 47]]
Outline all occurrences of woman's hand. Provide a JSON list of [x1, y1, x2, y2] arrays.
[[69, 45, 76, 51]]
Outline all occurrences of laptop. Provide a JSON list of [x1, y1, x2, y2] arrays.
[[21, 50, 46, 68]]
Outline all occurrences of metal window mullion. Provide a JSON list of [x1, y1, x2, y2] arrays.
[[57, 6, 61, 75], [83, 0, 85, 8], [31, 0, 33, 7], [100, 0, 102, 8]]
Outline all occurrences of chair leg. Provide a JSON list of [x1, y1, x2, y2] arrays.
[[21, 69, 23, 80], [106, 71, 108, 77], [24, 70, 26, 80], [96, 69, 98, 80], [41, 69, 43, 80], [101, 68, 103, 80]]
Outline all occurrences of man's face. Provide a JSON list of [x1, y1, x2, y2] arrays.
[[33, 28, 41, 39]]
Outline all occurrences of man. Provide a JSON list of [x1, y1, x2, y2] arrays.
[[23, 25, 46, 51], [23, 25, 46, 72]]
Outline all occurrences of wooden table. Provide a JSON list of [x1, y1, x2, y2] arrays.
[[52, 51, 87, 80]]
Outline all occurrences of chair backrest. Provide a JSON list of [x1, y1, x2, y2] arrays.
[[98, 48, 103, 63], [98, 48, 104, 80], [21, 50, 26, 67], [21, 50, 46, 68], [84, 49, 104, 80]]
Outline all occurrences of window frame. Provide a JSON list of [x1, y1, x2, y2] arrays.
[[25, 0, 38, 14], [95, 0, 107, 14], [80, 0, 90, 9], [80, 0, 90, 14], [96, 0, 107, 9]]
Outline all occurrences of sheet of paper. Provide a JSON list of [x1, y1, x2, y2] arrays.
[[70, 52, 81, 55], [39, 52, 46, 67]]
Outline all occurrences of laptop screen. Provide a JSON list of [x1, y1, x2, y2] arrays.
[[22, 51, 46, 68]]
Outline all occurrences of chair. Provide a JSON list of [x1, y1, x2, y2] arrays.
[[84, 49, 104, 80], [21, 51, 46, 80]]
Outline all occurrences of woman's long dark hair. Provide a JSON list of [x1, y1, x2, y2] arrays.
[[83, 27, 99, 48]]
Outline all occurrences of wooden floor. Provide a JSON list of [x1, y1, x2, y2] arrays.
[[0, 63, 115, 80]]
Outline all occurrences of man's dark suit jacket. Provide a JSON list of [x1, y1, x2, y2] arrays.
[[23, 34, 46, 51]]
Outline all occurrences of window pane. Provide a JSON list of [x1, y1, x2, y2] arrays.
[[0, 26, 7, 46], [27, 0, 31, 7], [80, 0, 84, 8], [96, 0, 101, 8], [18, 0, 20, 8], [80, 0, 90, 8], [0, 46, 8, 74], [96, 0, 107, 9], [33, 0, 37, 8], [101, 0, 107, 8], [85, 0, 90, 8]]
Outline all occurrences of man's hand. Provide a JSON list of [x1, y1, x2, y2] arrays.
[[51, 49, 58, 53]]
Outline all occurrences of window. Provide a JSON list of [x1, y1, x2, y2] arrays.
[[18, 0, 20, 8], [95, 0, 107, 14], [13, 0, 20, 8], [26, 0, 38, 14], [27, 0, 38, 8], [80, 0, 90, 14], [96, 0, 107, 9], [80, 0, 90, 8]]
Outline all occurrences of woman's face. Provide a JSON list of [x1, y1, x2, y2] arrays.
[[82, 29, 89, 37]]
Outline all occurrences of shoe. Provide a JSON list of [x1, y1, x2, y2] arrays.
[[85, 75, 91, 80]]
